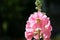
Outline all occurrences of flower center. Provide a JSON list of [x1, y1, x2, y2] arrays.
[[36, 19, 41, 23], [34, 28, 41, 40], [34, 28, 40, 36], [34, 28, 43, 40]]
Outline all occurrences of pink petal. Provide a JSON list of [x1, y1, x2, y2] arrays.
[[42, 17, 49, 26], [37, 11, 44, 19], [44, 38, 50, 40], [45, 21, 52, 31], [43, 31, 51, 38], [34, 34, 39, 39], [25, 32, 33, 40], [32, 23, 42, 29]]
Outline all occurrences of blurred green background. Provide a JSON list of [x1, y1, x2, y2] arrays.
[[0, 0, 60, 40]]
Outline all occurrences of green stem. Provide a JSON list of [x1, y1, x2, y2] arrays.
[[35, 0, 42, 11], [38, 30, 40, 40]]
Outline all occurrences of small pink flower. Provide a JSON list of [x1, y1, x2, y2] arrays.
[[25, 11, 52, 40]]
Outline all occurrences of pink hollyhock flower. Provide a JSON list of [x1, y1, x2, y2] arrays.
[[25, 11, 52, 40]]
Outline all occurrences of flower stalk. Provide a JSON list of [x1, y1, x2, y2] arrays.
[[35, 0, 42, 11], [25, 0, 52, 40], [37, 29, 40, 40]]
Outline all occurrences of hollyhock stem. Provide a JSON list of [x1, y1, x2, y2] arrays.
[[35, 0, 42, 11], [38, 30, 40, 40], [36, 29, 40, 40]]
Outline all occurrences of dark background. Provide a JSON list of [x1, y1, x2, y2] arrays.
[[0, 0, 60, 40]]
